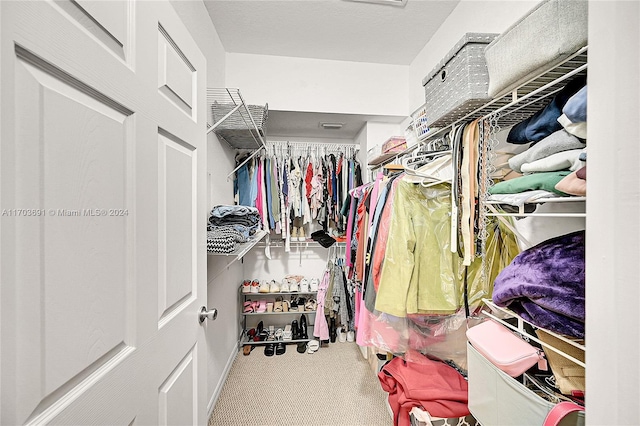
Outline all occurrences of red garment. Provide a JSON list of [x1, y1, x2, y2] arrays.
[[378, 356, 469, 426], [305, 163, 313, 201], [354, 187, 371, 281]]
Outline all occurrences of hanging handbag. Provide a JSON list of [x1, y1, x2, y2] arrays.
[[466, 319, 547, 377]]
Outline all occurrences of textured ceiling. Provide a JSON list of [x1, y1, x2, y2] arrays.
[[203, 0, 460, 65], [267, 110, 406, 139]]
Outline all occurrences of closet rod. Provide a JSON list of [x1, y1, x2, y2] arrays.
[[266, 141, 359, 152]]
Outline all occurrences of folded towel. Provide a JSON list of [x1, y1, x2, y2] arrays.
[[509, 129, 586, 173], [555, 171, 586, 196], [557, 114, 587, 139], [520, 149, 584, 174], [489, 171, 570, 196]]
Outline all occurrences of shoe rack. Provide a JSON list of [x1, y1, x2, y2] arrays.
[[239, 287, 319, 347]]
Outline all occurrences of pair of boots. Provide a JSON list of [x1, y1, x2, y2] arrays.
[[291, 226, 306, 242], [295, 314, 309, 353], [292, 314, 308, 340]]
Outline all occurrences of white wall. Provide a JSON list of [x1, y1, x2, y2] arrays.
[[226, 53, 409, 117], [170, 0, 243, 415], [587, 2, 640, 423], [408, 0, 539, 113]]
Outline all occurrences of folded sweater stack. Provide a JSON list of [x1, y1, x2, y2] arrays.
[[207, 205, 261, 254]]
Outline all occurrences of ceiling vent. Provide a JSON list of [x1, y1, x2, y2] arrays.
[[320, 122, 345, 130], [343, 0, 408, 7]]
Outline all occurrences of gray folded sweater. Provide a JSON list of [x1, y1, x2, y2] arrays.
[[508, 129, 586, 173]]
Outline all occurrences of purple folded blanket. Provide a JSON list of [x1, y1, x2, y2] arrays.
[[493, 230, 585, 338]]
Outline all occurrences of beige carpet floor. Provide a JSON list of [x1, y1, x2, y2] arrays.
[[209, 341, 392, 426]]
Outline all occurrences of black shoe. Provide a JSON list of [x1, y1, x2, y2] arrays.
[[292, 320, 300, 340], [275, 342, 286, 355], [330, 318, 337, 343], [299, 314, 308, 340], [296, 342, 307, 353], [264, 343, 275, 357]]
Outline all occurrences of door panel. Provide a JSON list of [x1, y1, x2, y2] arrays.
[[158, 24, 196, 116], [51, 0, 131, 62], [158, 347, 197, 426], [158, 130, 196, 325], [1, 1, 207, 424]]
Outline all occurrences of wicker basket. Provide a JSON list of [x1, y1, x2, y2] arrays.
[[422, 33, 497, 128], [211, 102, 268, 149]]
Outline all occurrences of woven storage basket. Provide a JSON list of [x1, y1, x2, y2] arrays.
[[484, 0, 588, 98], [211, 102, 268, 149], [422, 33, 497, 128]]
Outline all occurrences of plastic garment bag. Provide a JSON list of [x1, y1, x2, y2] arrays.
[[358, 178, 520, 364]]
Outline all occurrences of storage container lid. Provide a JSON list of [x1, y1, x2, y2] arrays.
[[422, 32, 498, 86]]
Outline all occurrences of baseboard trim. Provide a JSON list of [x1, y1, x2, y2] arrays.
[[206, 341, 239, 419]]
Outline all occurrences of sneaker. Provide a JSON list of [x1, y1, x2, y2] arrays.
[[269, 280, 280, 293], [346, 330, 355, 342], [338, 327, 347, 343], [300, 278, 309, 292], [289, 280, 299, 292], [241, 280, 252, 294], [280, 279, 290, 292], [297, 226, 306, 242], [291, 226, 298, 241], [309, 278, 319, 292], [250, 280, 260, 294], [258, 280, 270, 293]]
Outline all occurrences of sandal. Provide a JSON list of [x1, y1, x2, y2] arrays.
[[282, 300, 290, 312], [264, 343, 275, 356], [297, 297, 306, 312], [274, 298, 283, 312], [283, 324, 292, 340], [304, 299, 317, 312], [243, 300, 254, 313], [307, 340, 320, 354], [266, 301, 274, 313], [258, 280, 270, 293]]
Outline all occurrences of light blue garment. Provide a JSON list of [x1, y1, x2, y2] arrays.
[[210, 205, 258, 218], [236, 163, 252, 207], [563, 85, 587, 123], [249, 159, 258, 207]]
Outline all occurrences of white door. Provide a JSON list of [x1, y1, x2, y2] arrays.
[[0, 1, 208, 424]]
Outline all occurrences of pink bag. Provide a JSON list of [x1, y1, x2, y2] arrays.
[[466, 319, 547, 377]]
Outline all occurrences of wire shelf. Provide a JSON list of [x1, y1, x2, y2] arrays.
[[206, 88, 268, 150], [414, 46, 588, 143]]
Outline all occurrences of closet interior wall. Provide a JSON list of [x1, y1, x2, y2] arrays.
[[242, 138, 360, 283]]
